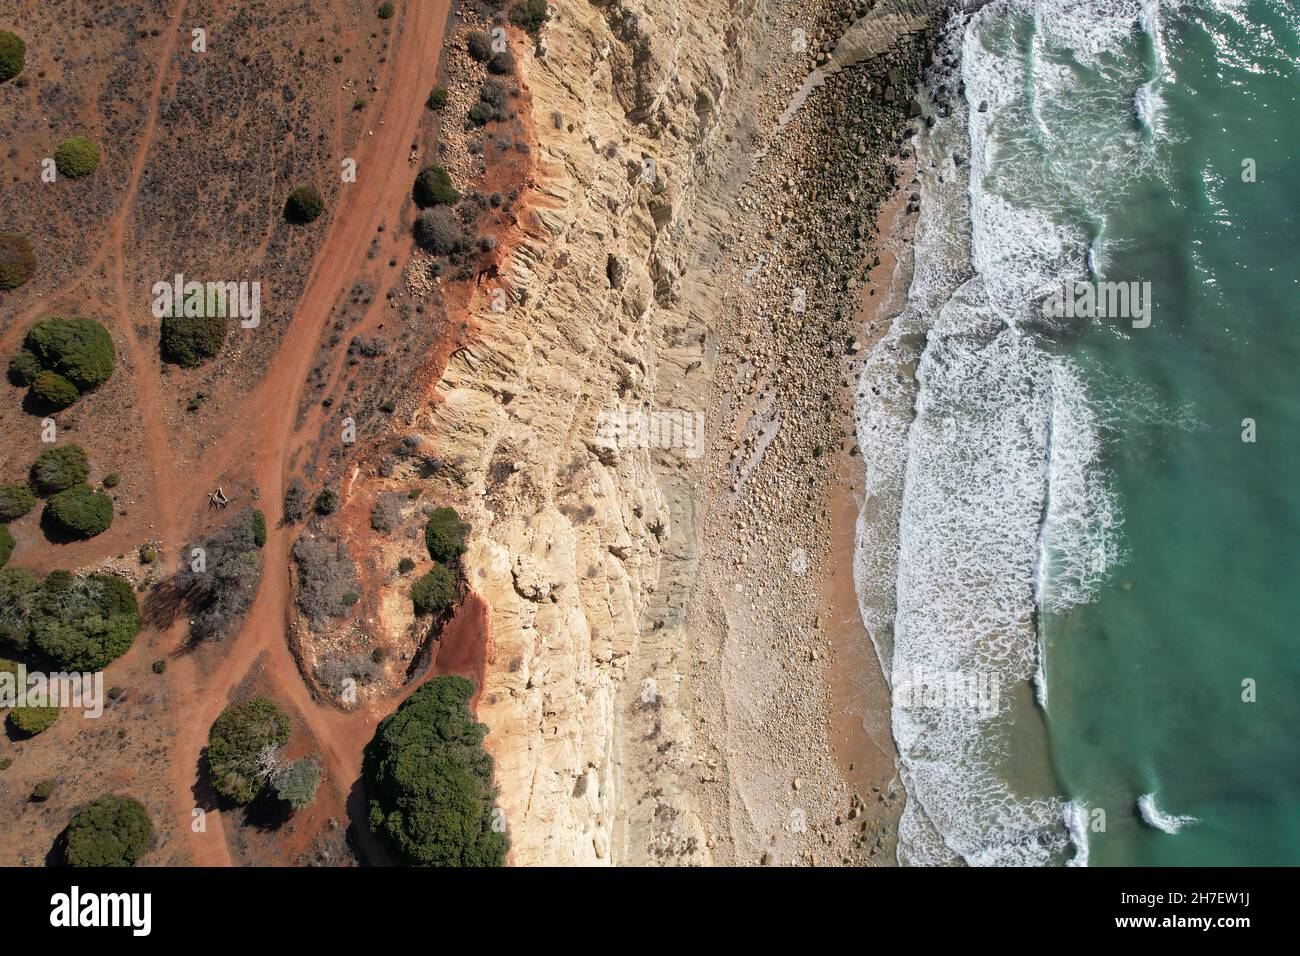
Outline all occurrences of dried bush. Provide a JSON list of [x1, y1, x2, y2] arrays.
[[0, 234, 36, 289], [292, 534, 360, 629]]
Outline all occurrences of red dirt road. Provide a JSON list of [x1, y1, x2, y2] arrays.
[[157, 0, 453, 865]]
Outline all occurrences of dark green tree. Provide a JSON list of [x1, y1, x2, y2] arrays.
[[424, 507, 468, 562], [205, 697, 291, 805], [63, 796, 153, 867]]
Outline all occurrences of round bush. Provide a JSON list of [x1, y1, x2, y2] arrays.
[[0, 484, 35, 521], [285, 185, 325, 224], [44, 484, 113, 539], [466, 30, 493, 62], [0, 525, 13, 568], [412, 564, 456, 616], [8, 705, 59, 736], [54, 137, 101, 178], [30, 444, 89, 494], [21, 316, 116, 393], [161, 314, 227, 367], [0, 234, 36, 290], [63, 796, 153, 867], [424, 507, 468, 562], [0, 30, 24, 83], [467, 101, 492, 127], [426, 86, 448, 110], [11, 572, 140, 671], [413, 208, 466, 256], [314, 487, 338, 515], [488, 50, 516, 76], [205, 698, 291, 805], [31, 370, 78, 409], [412, 164, 460, 208], [377, 1, 395, 18]]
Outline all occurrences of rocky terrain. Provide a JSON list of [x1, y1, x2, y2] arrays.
[[361, 0, 950, 865]]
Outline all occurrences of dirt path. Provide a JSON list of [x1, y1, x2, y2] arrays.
[[163, 0, 452, 866]]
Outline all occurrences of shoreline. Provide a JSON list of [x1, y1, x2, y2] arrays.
[[823, 153, 918, 859]]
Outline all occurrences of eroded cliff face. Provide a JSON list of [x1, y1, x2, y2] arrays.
[[403, 0, 762, 864]]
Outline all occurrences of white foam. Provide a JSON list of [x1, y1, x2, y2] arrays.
[[1064, 801, 1091, 866], [1138, 793, 1200, 834], [866, 0, 1172, 867]]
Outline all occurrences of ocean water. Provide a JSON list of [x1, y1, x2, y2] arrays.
[[856, 0, 1300, 865]]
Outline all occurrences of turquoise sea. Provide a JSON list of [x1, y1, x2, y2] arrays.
[[860, 0, 1300, 865]]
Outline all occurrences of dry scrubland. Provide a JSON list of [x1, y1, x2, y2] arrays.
[[0, 0, 948, 867]]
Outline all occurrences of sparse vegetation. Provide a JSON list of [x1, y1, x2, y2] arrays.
[[205, 698, 291, 806], [272, 757, 321, 810], [250, 509, 267, 548], [413, 164, 460, 208], [43, 484, 113, 539], [0, 234, 36, 289], [0, 525, 12, 568], [0, 484, 35, 521], [466, 30, 493, 62], [283, 478, 309, 524], [413, 207, 466, 255], [63, 796, 153, 867], [0, 30, 24, 82], [147, 509, 263, 644], [412, 564, 457, 616], [54, 137, 101, 178], [30, 444, 89, 494], [0, 568, 140, 670], [488, 50, 516, 76], [508, 0, 550, 35], [284, 185, 325, 224], [291, 534, 360, 629], [364, 676, 507, 866], [425, 507, 468, 563]]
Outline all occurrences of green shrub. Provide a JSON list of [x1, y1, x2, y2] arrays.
[[205, 698, 291, 805], [151, 659, 166, 675], [377, 1, 395, 18], [363, 676, 507, 866], [54, 137, 101, 178], [7, 348, 40, 385], [0, 571, 140, 670], [411, 564, 456, 616], [467, 100, 492, 127], [44, 484, 113, 539], [487, 50, 516, 76], [250, 509, 267, 548], [272, 757, 321, 810], [285, 185, 325, 224], [8, 705, 59, 736], [314, 487, 339, 515], [508, 0, 549, 34], [63, 796, 153, 867], [30, 444, 89, 494], [426, 86, 449, 110], [0, 525, 12, 568], [161, 314, 227, 367], [413, 208, 466, 255], [397, 557, 415, 574], [424, 507, 468, 562], [32, 779, 56, 801], [466, 30, 493, 62], [0, 234, 36, 289], [0, 484, 35, 521], [0, 30, 24, 82], [412, 164, 460, 208], [20, 316, 116, 395], [0, 757, 12, 771], [31, 370, 79, 409]]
